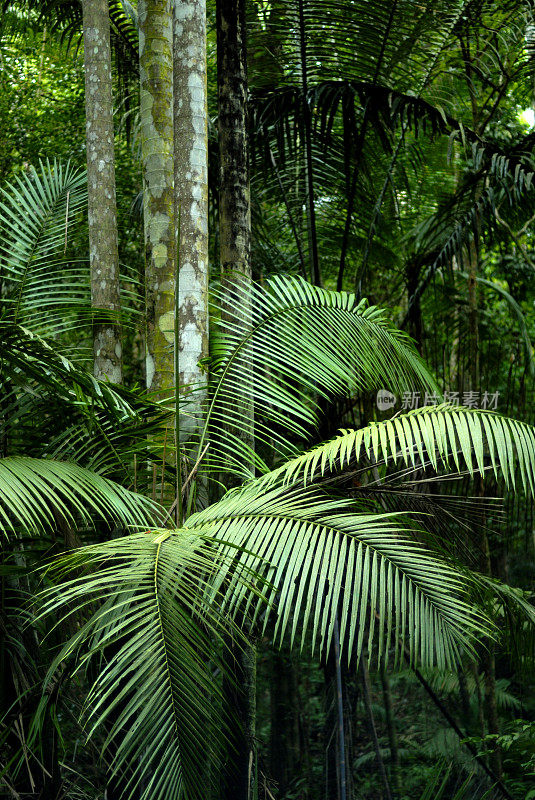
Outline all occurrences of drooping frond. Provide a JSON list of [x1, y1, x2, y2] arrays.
[[37, 484, 495, 798], [0, 160, 142, 355], [264, 404, 535, 494], [24, 0, 139, 68], [39, 532, 244, 800], [0, 457, 160, 536], [203, 275, 438, 480], [0, 323, 137, 421], [188, 483, 490, 669], [0, 322, 172, 480], [407, 135, 535, 312], [0, 160, 89, 336], [475, 573, 535, 672]]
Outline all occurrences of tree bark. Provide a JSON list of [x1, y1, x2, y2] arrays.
[[269, 650, 300, 796], [174, 0, 209, 449], [222, 638, 257, 800], [217, 0, 250, 283], [216, 2, 256, 797], [217, 0, 254, 474], [138, 0, 176, 397], [361, 659, 393, 800], [82, 0, 122, 384]]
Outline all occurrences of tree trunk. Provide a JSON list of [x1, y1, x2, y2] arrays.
[[217, 0, 250, 283], [174, 0, 209, 439], [297, 0, 321, 286], [138, 0, 175, 397], [222, 638, 257, 800], [216, 1, 256, 797], [361, 659, 393, 800], [270, 650, 300, 796], [217, 0, 254, 468], [380, 665, 401, 797], [82, 0, 122, 384]]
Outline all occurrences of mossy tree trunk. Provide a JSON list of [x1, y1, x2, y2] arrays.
[[82, 0, 122, 384], [138, 0, 176, 397]]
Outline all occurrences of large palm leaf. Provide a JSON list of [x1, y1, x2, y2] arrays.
[[0, 456, 160, 536], [0, 160, 89, 337], [247, 0, 476, 287], [264, 404, 535, 494], [0, 160, 142, 356], [188, 482, 490, 667], [0, 323, 171, 485], [201, 275, 438, 481], [39, 531, 249, 800], [40, 477, 492, 799]]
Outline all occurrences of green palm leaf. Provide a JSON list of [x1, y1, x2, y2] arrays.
[[40, 532, 246, 800], [187, 482, 490, 669], [264, 404, 535, 494], [38, 484, 491, 799], [0, 457, 159, 536], [203, 275, 438, 480], [0, 160, 142, 354], [0, 160, 89, 335], [1, 323, 137, 420]]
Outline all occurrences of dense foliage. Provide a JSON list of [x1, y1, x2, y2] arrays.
[[1, 2, 535, 800]]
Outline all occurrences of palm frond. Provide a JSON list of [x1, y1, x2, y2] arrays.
[[475, 573, 535, 671], [264, 404, 535, 495], [0, 457, 160, 536], [0, 160, 143, 353], [36, 482, 496, 798], [0, 323, 137, 421], [188, 483, 491, 669], [39, 532, 244, 800], [0, 160, 89, 336], [203, 275, 438, 480]]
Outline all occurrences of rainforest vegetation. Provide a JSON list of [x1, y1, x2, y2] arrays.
[[1, 1, 535, 799]]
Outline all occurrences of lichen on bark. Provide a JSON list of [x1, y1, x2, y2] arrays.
[[174, 0, 209, 435], [82, 0, 122, 383], [138, 0, 176, 396]]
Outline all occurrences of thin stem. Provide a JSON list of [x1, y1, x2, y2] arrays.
[[297, 0, 321, 286], [360, 659, 393, 800], [333, 618, 347, 800], [270, 147, 308, 279]]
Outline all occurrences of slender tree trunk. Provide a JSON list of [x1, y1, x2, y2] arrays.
[[466, 205, 502, 778], [459, 37, 503, 766], [138, 0, 175, 397], [334, 619, 347, 800], [82, 0, 122, 383], [222, 639, 257, 800], [297, 0, 321, 286], [81, 11, 127, 792], [217, 0, 254, 465], [174, 0, 209, 439], [406, 257, 423, 353], [322, 653, 339, 800], [467, 233, 480, 391], [380, 665, 401, 797], [216, 1, 256, 796], [270, 650, 300, 795], [217, 0, 250, 283], [361, 659, 393, 800]]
